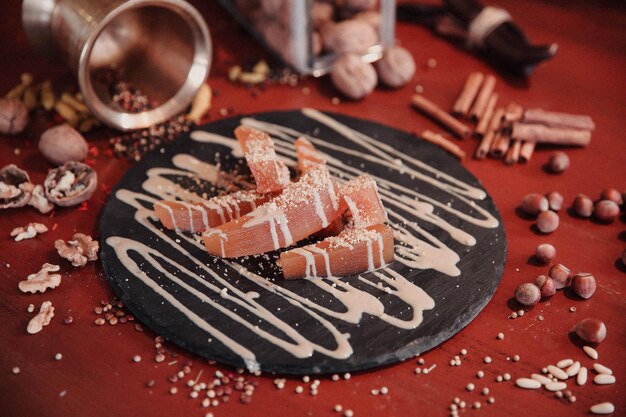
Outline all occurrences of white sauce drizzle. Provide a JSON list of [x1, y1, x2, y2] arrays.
[[105, 112, 499, 369]]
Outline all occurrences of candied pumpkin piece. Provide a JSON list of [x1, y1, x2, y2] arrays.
[[280, 224, 395, 279], [339, 174, 388, 228], [154, 190, 272, 233], [294, 136, 326, 175], [234, 126, 291, 193], [203, 168, 341, 258]]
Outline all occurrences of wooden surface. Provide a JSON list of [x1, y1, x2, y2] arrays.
[[1, 1, 625, 416]]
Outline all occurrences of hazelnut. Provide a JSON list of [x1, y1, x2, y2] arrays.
[[573, 318, 606, 344], [549, 263, 571, 289], [39, 124, 89, 165], [0, 97, 28, 134], [534, 243, 556, 264], [572, 194, 593, 217], [515, 283, 541, 306], [520, 193, 548, 216], [330, 53, 377, 100], [546, 191, 563, 211], [0, 164, 32, 208], [593, 200, 619, 223], [600, 188, 623, 206], [44, 161, 97, 207], [536, 210, 559, 233], [535, 275, 556, 298], [354, 10, 381, 32], [375, 46, 416, 89], [547, 151, 569, 173], [571, 273, 596, 299], [321, 19, 378, 54]]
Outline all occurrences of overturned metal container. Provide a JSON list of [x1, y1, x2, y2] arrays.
[[22, 0, 212, 130]]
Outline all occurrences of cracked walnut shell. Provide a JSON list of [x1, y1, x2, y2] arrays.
[[44, 161, 97, 207]]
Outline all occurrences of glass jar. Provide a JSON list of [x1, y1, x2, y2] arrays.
[[218, 0, 396, 76]]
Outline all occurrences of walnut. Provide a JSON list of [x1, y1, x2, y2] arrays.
[[321, 19, 378, 54], [38, 124, 89, 165], [0, 164, 32, 208], [0, 97, 28, 134], [330, 53, 377, 100], [375, 46, 416, 88], [27, 184, 54, 214], [27, 300, 55, 334], [11, 222, 48, 241], [44, 161, 98, 207], [55, 233, 99, 267], [19, 263, 61, 293]]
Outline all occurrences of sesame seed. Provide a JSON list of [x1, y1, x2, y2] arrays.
[[202, 398, 210, 408], [190, 391, 199, 399], [54, 353, 62, 361], [169, 387, 178, 394], [370, 389, 379, 395], [450, 404, 458, 411], [418, 358, 425, 365], [481, 387, 489, 395], [570, 307, 577, 312], [295, 386, 303, 394], [484, 356, 492, 364], [414, 367, 422, 374], [454, 397, 460, 404], [477, 371, 484, 378], [12, 367, 20, 374], [380, 386, 389, 395], [155, 354, 165, 363], [332, 374, 340, 381], [538, 315, 544, 321], [503, 373, 511, 381], [569, 396, 576, 403], [460, 349, 468, 356], [302, 376, 310, 383], [466, 383, 475, 391], [334, 404, 343, 412], [27, 304, 34, 313], [497, 332, 504, 340], [343, 373, 351, 380], [205, 413, 214, 417], [517, 310, 525, 316], [510, 312, 518, 319], [344, 410, 354, 417], [473, 401, 481, 409], [488, 397, 495, 404], [513, 355, 520, 362], [496, 375, 503, 382], [459, 401, 466, 408], [132, 355, 141, 363]]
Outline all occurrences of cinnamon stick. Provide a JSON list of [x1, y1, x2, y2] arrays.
[[421, 130, 466, 159], [504, 139, 521, 165], [475, 107, 504, 159], [523, 108, 595, 131], [451, 72, 484, 116], [411, 95, 471, 138], [490, 132, 510, 158], [519, 141, 535, 163], [511, 123, 592, 146], [469, 74, 496, 121], [474, 93, 499, 138]]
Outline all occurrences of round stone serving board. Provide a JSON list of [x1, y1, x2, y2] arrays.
[[99, 110, 506, 375]]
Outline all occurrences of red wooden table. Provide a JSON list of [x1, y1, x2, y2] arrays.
[[1, 1, 625, 416]]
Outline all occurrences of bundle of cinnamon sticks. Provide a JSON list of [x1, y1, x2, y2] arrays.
[[410, 71, 595, 164]]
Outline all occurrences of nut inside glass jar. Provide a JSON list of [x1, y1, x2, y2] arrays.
[[219, 0, 396, 75]]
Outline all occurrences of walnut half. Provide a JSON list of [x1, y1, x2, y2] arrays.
[[19, 263, 61, 293], [0, 164, 32, 209], [11, 222, 48, 241], [55, 233, 99, 267], [27, 300, 55, 334]]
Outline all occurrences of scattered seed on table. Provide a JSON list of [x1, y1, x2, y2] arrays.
[[531, 374, 552, 385], [484, 356, 492, 364], [577, 367, 588, 386], [132, 355, 141, 363], [481, 387, 489, 395], [503, 373, 511, 381], [460, 349, 468, 356], [557, 359, 573, 368], [418, 358, 425, 365], [414, 368, 422, 375], [496, 375, 503, 382], [545, 381, 567, 392], [370, 389, 379, 396], [380, 386, 389, 395], [512, 355, 520, 362], [169, 387, 178, 395], [488, 397, 495, 404], [593, 374, 616, 385], [555, 391, 564, 399], [473, 401, 481, 409], [64, 316, 73, 325], [569, 396, 577, 403], [565, 361, 581, 377], [332, 374, 340, 381], [477, 371, 485, 378], [27, 304, 34, 313], [516, 378, 542, 389], [94, 318, 105, 326], [54, 353, 62, 361], [593, 363, 613, 375], [334, 404, 343, 412], [497, 332, 504, 340], [12, 367, 20, 374], [295, 386, 304, 394], [547, 365, 568, 380], [344, 410, 354, 417], [344, 373, 351, 380], [466, 383, 475, 391], [590, 402, 615, 415], [583, 346, 599, 360]]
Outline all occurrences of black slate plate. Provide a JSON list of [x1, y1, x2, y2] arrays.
[[99, 109, 506, 374]]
